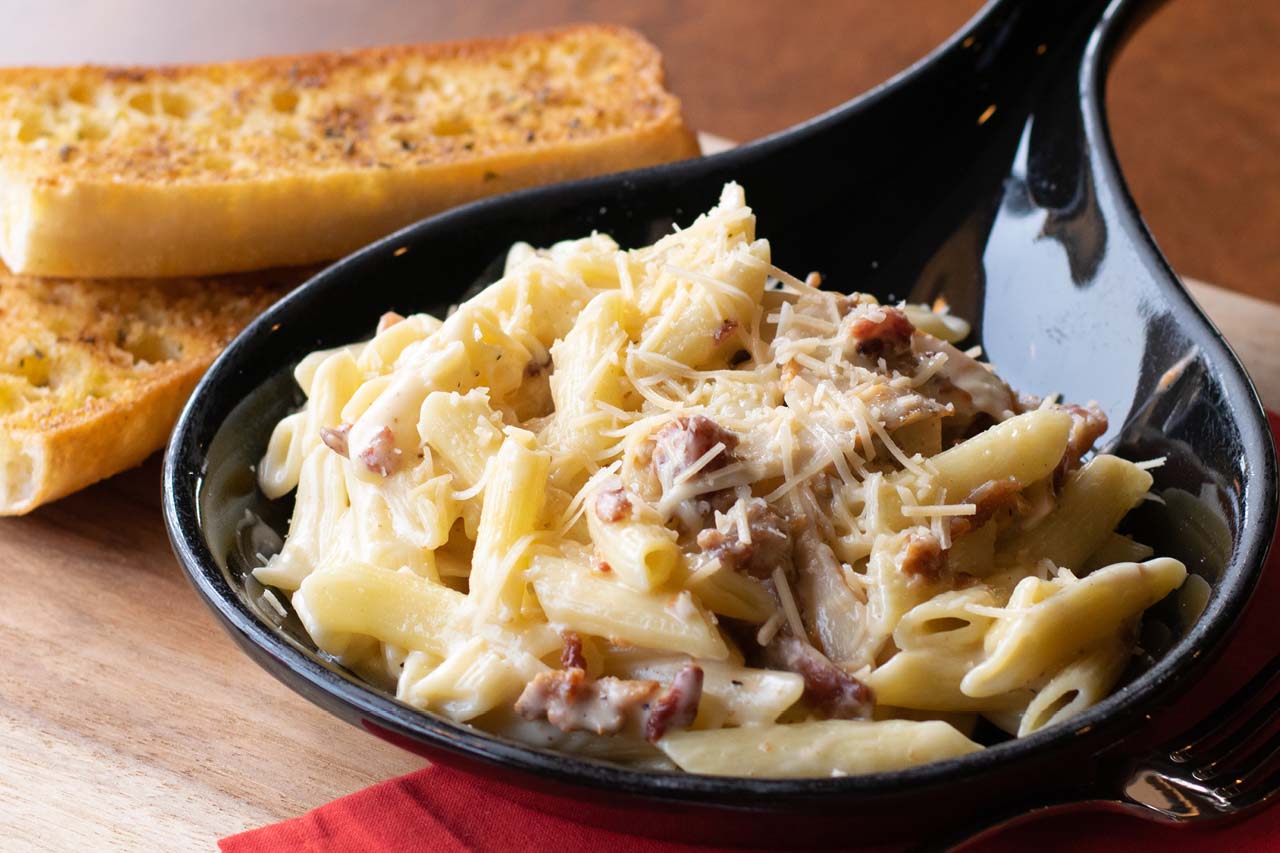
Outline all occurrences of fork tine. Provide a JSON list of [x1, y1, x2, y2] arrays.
[[1169, 654, 1280, 763], [1194, 721, 1280, 784], [1182, 687, 1280, 773], [1217, 751, 1280, 811]]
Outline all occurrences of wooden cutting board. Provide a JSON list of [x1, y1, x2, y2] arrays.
[[2, 137, 1278, 849]]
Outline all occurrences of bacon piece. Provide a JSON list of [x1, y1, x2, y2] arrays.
[[950, 477, 1021, 537], [525, 352, 553, 378], [593, 487, 634, 522], [560, 631, 587, 671], [901, 531, 945, 584], [376, 311, 406, 335], [651, 415, 739, 492], [358, 426, 402, 477], [319, 423, 351, 457], [712, 318, 740, 344], [1055, 403, 1109, 486], [863, 385, 949, 432], [695, 498, 792, 580], [514, 669, 659, 736], [913, 334, 1015, 424], [848, 306, 915, 356], [764, 635, 871, 720], [645, 664, 704, 742]]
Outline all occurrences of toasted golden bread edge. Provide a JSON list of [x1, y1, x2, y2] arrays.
[[0, 23, 666, 83], [5, 124, 700, 278], [0, 358, 208, 515]]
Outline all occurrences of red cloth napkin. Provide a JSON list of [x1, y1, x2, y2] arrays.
[[221, 414, 1280, 853]]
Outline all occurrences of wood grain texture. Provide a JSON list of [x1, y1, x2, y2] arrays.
[[0, 2, 1278, 843], [0, 0, 1276, 300], [0, 276, 1273, 849], [0, 470, 424, 847]]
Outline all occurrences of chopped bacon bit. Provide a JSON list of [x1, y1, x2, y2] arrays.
[[951, 477, 1021, 537], [712, 318, 740, 344], [764, 636, 871, 719], [591, 557, 613, 575], [376, 311, 406, 335], [1055, 403, 1109, 486], [319, 423, 351, 457], [645, 664, 704, 742], [525, 353, 553, 378], [514, 669, 658, 735], [695, 499, 792, 580], [1015, 392, 1044, 414], [560, 631, 587, 671], [358, 426, 402, 477], [914, 334, 1015, 425], [848, 306, 915, 356], [651, 415, 739, 491], [593, 487, 634, 523], [901, 531, 946, 584]]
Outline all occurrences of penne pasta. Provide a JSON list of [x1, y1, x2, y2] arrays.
[[469, 437, 551, 624], [656, 720, 982, 777], [1017, 627, 1134, 736], [256, 183, 1189, 778], [528, 555, 729, 660], [962, 559, 1186, 697], [294, 563, 464, 657], [996, 455, 1153, 571], [586, 488, 680, 592]]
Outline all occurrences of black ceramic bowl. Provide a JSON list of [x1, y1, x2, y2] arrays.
[[164, 0, 1276, 846]]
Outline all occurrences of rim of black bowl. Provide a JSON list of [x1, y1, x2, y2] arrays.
[[164, 0, 1277, 804]]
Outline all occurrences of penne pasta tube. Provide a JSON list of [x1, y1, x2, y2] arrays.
[[892, 587, 997, 651], [256, 445, 354, 591], [469, 436, 551, 624], [961, 558, 1186, 697], [401, 636, 548, 722], [865, 648, 1033, 713], [586, 489, 680, 591], [1017, 627, 1134, 736], [1083, 532, 1156, 572], [418, 388, 507, 491], [259, 347, 364, 499], [357, 312, 444, 374], [657, 720, 982, 777], [294, 563, 464, 657], [528, 555, 729, 660], [920, 408, 1072, 499], [996, 455, 1153, 571], [684, 566, 777, 624]]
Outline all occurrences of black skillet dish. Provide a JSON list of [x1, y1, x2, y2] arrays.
[[164, 0, 1277, 846]]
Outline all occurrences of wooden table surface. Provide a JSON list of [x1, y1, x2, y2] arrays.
[[2, 1, 1279, 847]]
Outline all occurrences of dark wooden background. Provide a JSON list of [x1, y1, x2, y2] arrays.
[[4, 0, 1276, 301]]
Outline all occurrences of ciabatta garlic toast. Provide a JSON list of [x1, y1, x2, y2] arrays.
[[0, 268, 298, 514], [0, 25, 699, 278]]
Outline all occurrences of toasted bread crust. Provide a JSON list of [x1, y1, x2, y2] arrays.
[[0, 26, 700, 278], [5, 358, 207, 514], [0, 270, 297, 514]]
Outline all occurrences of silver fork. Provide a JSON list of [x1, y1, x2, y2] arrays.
[[940, 655, 1280, 850]]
